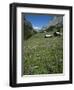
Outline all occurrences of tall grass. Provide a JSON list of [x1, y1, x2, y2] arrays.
[[23, 32, 63, 75]]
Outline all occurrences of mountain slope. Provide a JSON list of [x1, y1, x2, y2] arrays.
[[48, 16, 63, 27]]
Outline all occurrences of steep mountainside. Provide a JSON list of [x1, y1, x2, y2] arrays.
[[48, 16, 63, 27], [41, 16, 63, 32], [23, 15, 37, 40]]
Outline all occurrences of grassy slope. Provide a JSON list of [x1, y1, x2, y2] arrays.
[[23, 32, 63, 75]]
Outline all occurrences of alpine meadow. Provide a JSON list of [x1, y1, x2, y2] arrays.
[[22, 13, 63, 75]]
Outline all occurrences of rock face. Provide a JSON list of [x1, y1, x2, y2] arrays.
[[48, 16, 63, 28], [40, 15, 63, 32]]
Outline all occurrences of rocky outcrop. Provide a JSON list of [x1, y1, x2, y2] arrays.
[[48, 16, 63, 28]]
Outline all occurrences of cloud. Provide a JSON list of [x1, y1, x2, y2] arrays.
[[33, 26, 41, 30]]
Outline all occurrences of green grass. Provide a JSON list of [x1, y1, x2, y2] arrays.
[[23, 32, 63, 75]]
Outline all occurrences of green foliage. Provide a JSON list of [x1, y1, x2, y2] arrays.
[[45, 26, 57, 32], [44, 25, 63, 33], [23, 32, 63, 75]]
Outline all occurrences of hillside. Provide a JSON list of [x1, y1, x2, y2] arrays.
[[23, 32, 63, 75], [23, 15, 37, 40], [40, 16, 63, 33], [48, 16, 63, 27]]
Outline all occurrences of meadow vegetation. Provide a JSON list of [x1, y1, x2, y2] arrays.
[[23, 15, 63, 75]]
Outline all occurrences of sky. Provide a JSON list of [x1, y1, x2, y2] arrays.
[[25, 14, 54, 30]]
